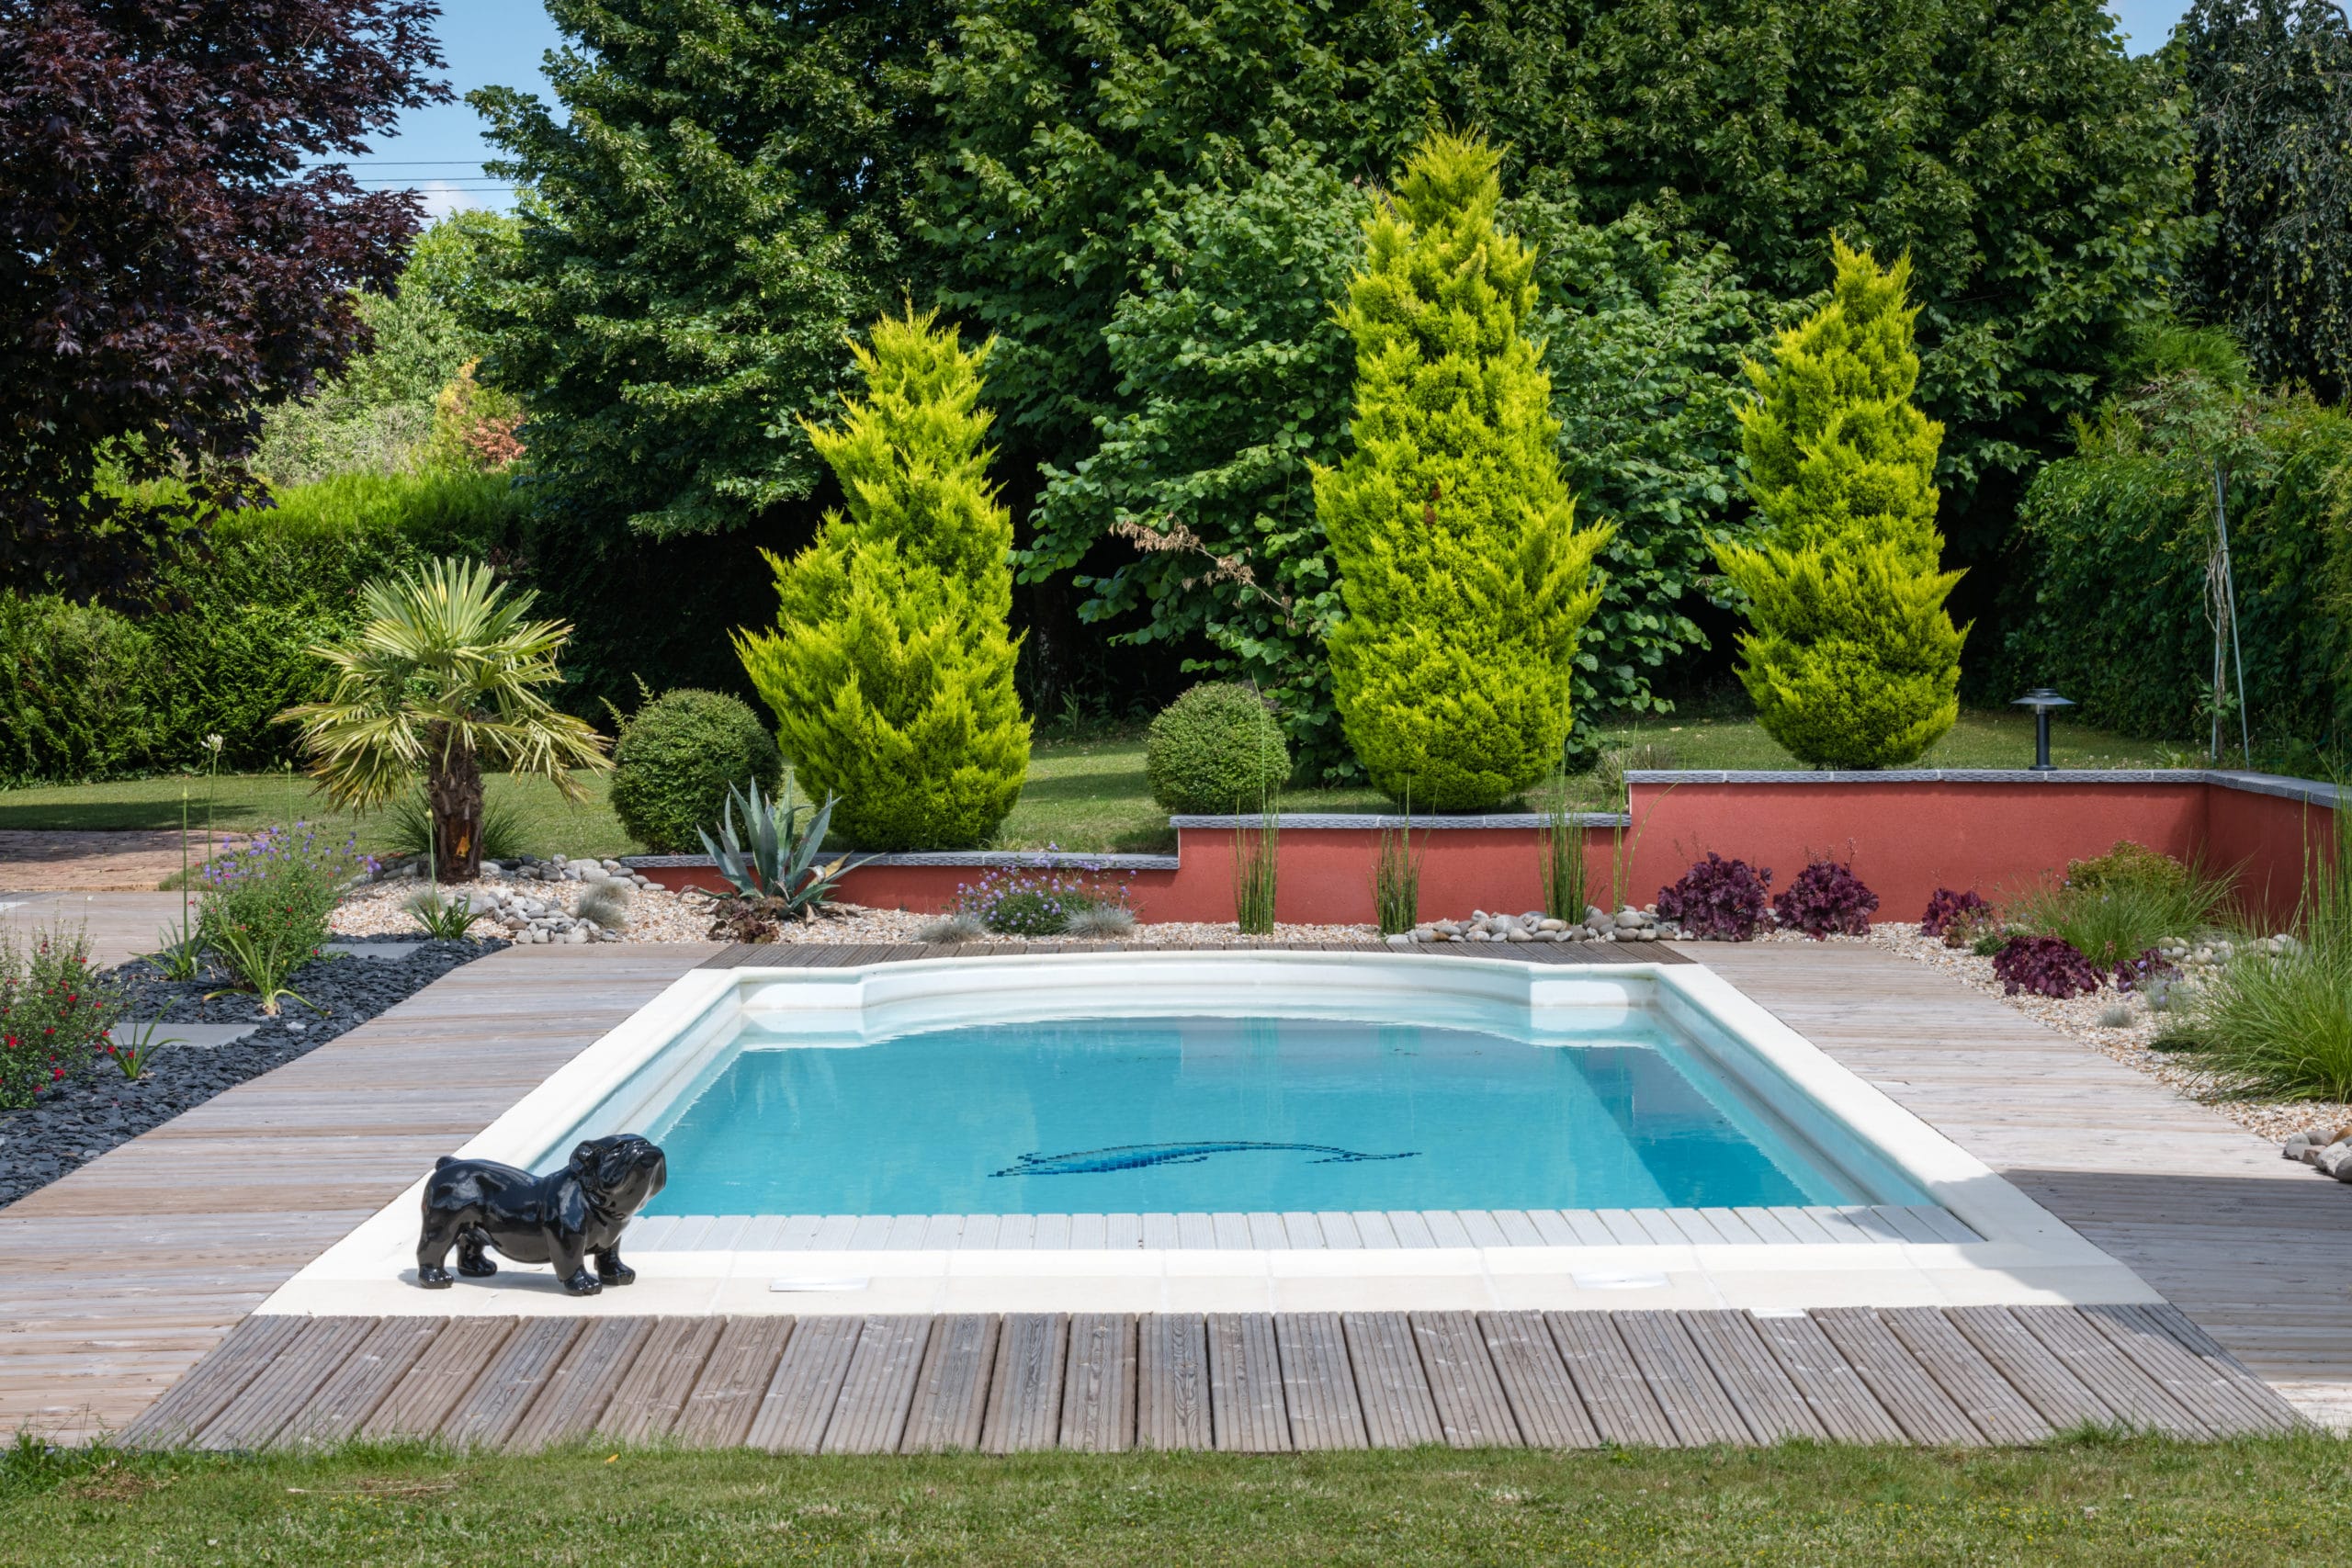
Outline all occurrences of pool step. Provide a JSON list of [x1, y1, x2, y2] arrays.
[[622, 1203, 1981, 1253]]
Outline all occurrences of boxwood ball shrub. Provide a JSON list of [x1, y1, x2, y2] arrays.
[[1657, 853, 1774, 941], [1145, 683, 1291, 812], [607, 689, 784, 852]]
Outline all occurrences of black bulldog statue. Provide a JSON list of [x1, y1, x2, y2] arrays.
[[415, 1133, 667, 1295]]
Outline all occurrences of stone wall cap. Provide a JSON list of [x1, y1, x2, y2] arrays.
[[620, 851, 1183, 871], [1617, 766, 2346, 807], [1167, 812, 1632, 829]]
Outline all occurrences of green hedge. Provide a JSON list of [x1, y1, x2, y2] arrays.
[[0, 472, 523, 784], [2000, 389, 2352, 763]]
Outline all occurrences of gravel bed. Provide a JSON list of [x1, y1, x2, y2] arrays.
[[0, 937, 506, 1211]]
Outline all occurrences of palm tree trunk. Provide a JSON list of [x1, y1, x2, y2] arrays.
[[427, 727, 487, 881]]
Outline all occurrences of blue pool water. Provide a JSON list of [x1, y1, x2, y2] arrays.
[[638, 1012, 1861, 1216]]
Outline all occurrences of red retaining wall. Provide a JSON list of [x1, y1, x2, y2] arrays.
[[631, 771, 2342, 928]]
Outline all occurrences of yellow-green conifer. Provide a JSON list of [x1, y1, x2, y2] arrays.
[[736, 310, 1030, 847], [1315, 131, 1611, 808], [1716, 241, 1966, 768]]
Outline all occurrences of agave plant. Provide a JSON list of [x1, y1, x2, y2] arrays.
[[697, 777, 865, 927]]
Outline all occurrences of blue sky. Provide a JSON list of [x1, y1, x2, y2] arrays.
[[358, 0, 2194, 217]]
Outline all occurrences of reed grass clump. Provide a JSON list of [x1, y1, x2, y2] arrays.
[[1538, 772, 1588, 921], [1372, 809, 1422, 935], [1233, 798, 1280, 935], [2008, 842, 2232, 967]]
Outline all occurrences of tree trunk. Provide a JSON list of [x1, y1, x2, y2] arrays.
[[426, 728, 486, 881]]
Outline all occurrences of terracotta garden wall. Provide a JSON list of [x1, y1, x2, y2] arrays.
[[624, 770, 2345, 928]]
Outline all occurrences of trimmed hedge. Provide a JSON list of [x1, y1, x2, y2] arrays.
[[0, 596, 158, 784], [607, 689, 783, 851], [1145, 682, 1291, 812]]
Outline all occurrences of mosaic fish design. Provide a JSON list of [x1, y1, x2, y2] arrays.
[[991, 1141, 1419, 1177]]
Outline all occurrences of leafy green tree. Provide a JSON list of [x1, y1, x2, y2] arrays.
[[737, 310, 1030, 849], [1715, 242, 1966, 768], [1442, 0, 2188, 621], [1513, 192, 1794, 751], [466, 0, 946, 540], [2179, 0, 2352, 402], [1317, 131, 1610, 809], [1027, 152, 1370, 780]]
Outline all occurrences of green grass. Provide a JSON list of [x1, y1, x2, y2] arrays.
[[2, 1434, 2346, 1565], [0, 709, 2178, 863]]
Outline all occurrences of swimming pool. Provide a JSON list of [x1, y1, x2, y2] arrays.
[[527, 952, 1936, 1228]]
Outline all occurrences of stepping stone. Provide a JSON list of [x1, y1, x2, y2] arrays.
[[324, 940, 423, 960], [126, 1021, 261, 1049]]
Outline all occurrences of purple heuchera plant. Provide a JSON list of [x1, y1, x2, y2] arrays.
[[1991, 935, 2101, 998], [1772, 858, 1879, 939], [1919, 887, 1993, 938], [1657, 853, 1773, 941]]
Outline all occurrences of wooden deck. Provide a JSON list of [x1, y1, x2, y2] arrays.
[[1695, 944, 2352, 1399], [7, 934, 2348, 1443], [117, 1303, 2303, 1452]]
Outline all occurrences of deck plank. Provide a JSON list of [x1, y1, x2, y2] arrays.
[[1341, 1313, 1444, 1449], [1137, 1314, 1211, 1451], [1544, 1313, 1678, 1448], [595, 1316, 725, 1444], [508, 1316, 659, 1453], [1943, 1307, 2117, 1430], [673, 1318, 795, 1449], [1611, 1312, 1752, 1446], [900, 1314, 998, 1453], [981, 1314, 1069, 1454], [1877, 1308, 2057, 1445], [1207, 1313, 1290, 1453], [1060, 1314, 1137, 1453], [821, 1316, 933, 1454], [2089, 1305, 2302, 1435], [2008, 1306, 2207, 1438], [746, 1315, 862, 1454], [118, 1314, 309, 1448], [193, 1316, 379, 1450], [1476, 1313, 1598, 1450], [1409, 1312, 1521, 1448], [442, 1317, 587, 1450], [359, 1317, 519, 1441], [1678, 1312, 1827, 1443], [1272, 1314, 1368, 1451], [277, 1317, 446, 1448], [1747, 1313, 1905, 1443], [1809, 1309, 1984, 1447]]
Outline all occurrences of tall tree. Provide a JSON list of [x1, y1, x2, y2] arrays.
[[1440, 0, 2187, 634], [468, 0, 946, 542], [1716, 242, 1966, 769], [0, 0, 448, 602], [1317, 131, 1610, 809], [2179, 0, 2352, 402]]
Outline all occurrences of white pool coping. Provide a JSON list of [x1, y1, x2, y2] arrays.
[[262, 953, 2160, 1317]]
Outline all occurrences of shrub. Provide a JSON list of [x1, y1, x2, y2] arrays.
[[198, 822, 370, 981], [1920, 888, 1995, 940], [574, 878, 634, 931], [1773, 859, 1879, 938], [0, 928, 127, 1110], [953, 860, 1132, 937], [2066, 840, 2189, 896], [1714, 241, 1964, 769], [1657, 853, 1774, 941], [1316, 130, 1610, 808], [1145, 683, 1291, 813], [607, 689, 784, 852], [2009, 858, 2232, 968], [1991, 935, 2102, 998], [387, 788, 529, 866], [737, 309, 1031, 851], [0, 594, 159, 784]]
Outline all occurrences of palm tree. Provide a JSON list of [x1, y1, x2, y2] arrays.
[[279, 557, 609, 880]]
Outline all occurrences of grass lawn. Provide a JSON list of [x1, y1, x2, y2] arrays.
[[3, 1434, 2345, 1565], [0, 709, 2179, 863]]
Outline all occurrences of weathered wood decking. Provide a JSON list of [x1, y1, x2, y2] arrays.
[[6, 934, 2347, 1443], [119, 1303, 2302, 1452]]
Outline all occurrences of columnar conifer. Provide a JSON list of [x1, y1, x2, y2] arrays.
[[1716, 241, 1967, 769], [1315, 131, 1610, 808], [737, 310, 1030, 848]]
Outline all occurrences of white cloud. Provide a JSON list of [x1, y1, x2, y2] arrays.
[[415, 180, 492, 220]]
